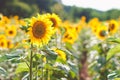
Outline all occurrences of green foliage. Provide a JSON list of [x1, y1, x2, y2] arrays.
[[63, 5, 120, 22], [0, 67, 7, 76], [43, 46, 57, 61], [0, 0, 39, 18], [1, 0, 120, 20], [107, 37, 120, 44], [35, 0, 57, 13], [0, 50, 22, 62], [106, 9, 120, 20], [15, 62, 29, 74], [106, 45, 120, 60], [106, 37, 120, 60], [108, 70, 120, 80]]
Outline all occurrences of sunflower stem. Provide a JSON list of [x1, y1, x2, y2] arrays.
[[55, 32, 58, 47], [48, 69, 51, 80], [30, 44, 33, 80], [35, 63, 38, 80], [42, 61, 44, 80]]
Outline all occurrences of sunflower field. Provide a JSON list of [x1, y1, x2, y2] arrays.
[[0, 12, 120, 80], [0, 0, 120, 80]]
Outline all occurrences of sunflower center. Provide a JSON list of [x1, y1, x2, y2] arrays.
[[7, 41, 10, 47], [109, 23, 115, 31], [99, 30, 106, 37], [50, 18, 56, 27], [32, 21, 46, 38], [9, 30, 13, 34], [0, 42, 4, 47], [68, 37, 72, 40], [64, 34, 69, 38]]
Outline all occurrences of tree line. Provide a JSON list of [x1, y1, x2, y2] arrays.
[[0, 0, 120, 22]]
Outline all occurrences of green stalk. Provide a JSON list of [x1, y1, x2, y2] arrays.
[[42, 63, 44, 80], [35, 65, 38, 80], [30, 44, 33, 80], [55, 32, 58, 47], [48, 70, 50, 80]]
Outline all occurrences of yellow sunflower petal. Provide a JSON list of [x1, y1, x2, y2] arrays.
[[28, 14, 53, 47]]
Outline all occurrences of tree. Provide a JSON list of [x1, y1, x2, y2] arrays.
[[0, 0, 39, 18]]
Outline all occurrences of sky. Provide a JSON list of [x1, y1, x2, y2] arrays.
[[61, 0, 120, 11]]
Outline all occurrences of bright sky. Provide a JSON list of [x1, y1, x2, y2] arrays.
[[61, 0, 120, 11]]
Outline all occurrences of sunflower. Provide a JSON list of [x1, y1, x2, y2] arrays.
[[81, 16, 86, 22], [5, 26, 17, 38], [62, 23, 78, 44], [19, 19, 26, 26], [108, 20, 119, 35], [91, 22, 101, 34], [62, 30, 78, 44], [7, 40, 14, 49], [75, 24, 82, 33], [54, 48, 66, 61], [2, 16, 10, 24], [28, 14, 53, 47], [88, 18, 99, 28], [0, 38, 7, 48], [0, 34, 6, 40], [45, 13, 61, 30], [95, 26, 108, 40]]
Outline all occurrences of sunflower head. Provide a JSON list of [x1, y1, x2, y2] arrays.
[[88, 18, 100, 28], [19, 19, 26, 26], [96, 26, 108, 40], [62, 30, 78, 44], [0, 38, 7, 48], [28, 14, 53, 47], [45, 13, 61, 30], [91, 23, 101, 34], [75, 24, 82, 33], [5, 25, 17, 38], [62, 24, 78, 44], [81, 16, 86, 22], [2, 16, 10, 24], [0, 34, 6, 40], [7, 40, 14, 49], [54, 48, 66, 61], [108, 20, 118, 35]]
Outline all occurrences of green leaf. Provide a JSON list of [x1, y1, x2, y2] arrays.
[[69, 70, 76, 78], [63, 49, 72, 55], [68, 61, 78, 78], [15, 62, 29, 74], [0, 50, 22, 62], [107, 70, 120, 79], [43, 47, 57, 61], [106, 45, 120, 60], [0, 67, 7, 76], [22, 73, 29, 80], [114, 78, 120, 80], [65, 42, 74, 50], [0, 55, 7, 62], [107, 37, 120, 44]]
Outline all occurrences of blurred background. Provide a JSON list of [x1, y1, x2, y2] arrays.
[[1, 0, 120, 22]]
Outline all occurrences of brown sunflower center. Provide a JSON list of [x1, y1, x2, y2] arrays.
[[32, 21, 46, 38], [109, 23, 115, 31], [68, 37, 72, 40], [7, 41, 10, 47], [64, 34, 69, 38], [99, 30, 106, 37], [9, 30, 13, 34], [0, 42, 4, 47], [50, 18, 57, 27]]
